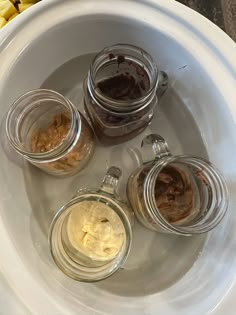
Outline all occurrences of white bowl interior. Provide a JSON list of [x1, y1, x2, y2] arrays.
[[0, 2, 236, 315]]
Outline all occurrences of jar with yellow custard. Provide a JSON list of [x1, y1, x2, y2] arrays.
[[49, 167, 133, 282]]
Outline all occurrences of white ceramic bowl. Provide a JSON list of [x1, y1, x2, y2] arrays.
[[0, 0, 236, 314]]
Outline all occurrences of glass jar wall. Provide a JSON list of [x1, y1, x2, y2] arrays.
[[6, 89, 95, 176], [84, 44, 168, 145]]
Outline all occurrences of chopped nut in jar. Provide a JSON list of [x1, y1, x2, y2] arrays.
[[6, 89, 95, 177], [31, 113, 71, 153], [31, 113, 94, 174]]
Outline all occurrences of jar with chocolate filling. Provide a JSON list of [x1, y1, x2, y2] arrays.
[[84, 44, 168, 145], [49, 167, 133, 282], [6, 89, 95, 176], [127, 134, 228, 235]]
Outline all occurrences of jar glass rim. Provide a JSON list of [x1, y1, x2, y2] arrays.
[[6, 89, 81, 162], [88, 43, 159, 109], [85, 77, 156, 116], [48, 192, 132, 282], [144, 155, 229, 235]]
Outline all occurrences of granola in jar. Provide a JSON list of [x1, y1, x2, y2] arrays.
[[6, 89, 95, 177], [31, 113, 95, 174]]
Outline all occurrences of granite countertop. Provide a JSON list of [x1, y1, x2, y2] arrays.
[[177, 0, 236, 41]]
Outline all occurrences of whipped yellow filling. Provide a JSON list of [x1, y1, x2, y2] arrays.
[[67, 200, 125, 261]]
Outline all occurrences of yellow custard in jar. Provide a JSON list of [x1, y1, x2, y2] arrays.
[[66, 200, 125, 261]]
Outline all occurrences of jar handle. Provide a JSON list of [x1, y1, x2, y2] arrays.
[[141, 134, 171, 164], [99, 166, 122, 195], [157, 71, 168, 98]]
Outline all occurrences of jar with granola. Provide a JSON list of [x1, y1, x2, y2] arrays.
[[127, 134, 228, 235], [6, 89, 95, 176]]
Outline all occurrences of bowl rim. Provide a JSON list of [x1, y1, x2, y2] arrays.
[[0, 1, 235, 315]]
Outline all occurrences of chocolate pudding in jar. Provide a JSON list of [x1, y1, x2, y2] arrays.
[[154, 165, 197, 225], [96, 56, 150, 102], [84, 44, 168, 145], [128, 163, 199, 230], [127, 134, 228, 235]]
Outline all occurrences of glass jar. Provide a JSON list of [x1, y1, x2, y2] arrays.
[[6, 89, 95, 176], [127, 134, 228, 235], [49, 166, 133, 281], [84, 44, 168, 145]]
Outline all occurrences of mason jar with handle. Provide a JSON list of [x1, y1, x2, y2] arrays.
[[127, 134, 228, 236], [84, 44, 168, 145], [6, 89, 95, 176], [49, 166, 133, 282]]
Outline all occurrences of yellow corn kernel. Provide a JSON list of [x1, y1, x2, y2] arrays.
[[20, 0, 38, 3], [18, 3, 33, 12], [0, 0, 17, 20], [8, 12, 18, 21], [0, 16, 7, 29]]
